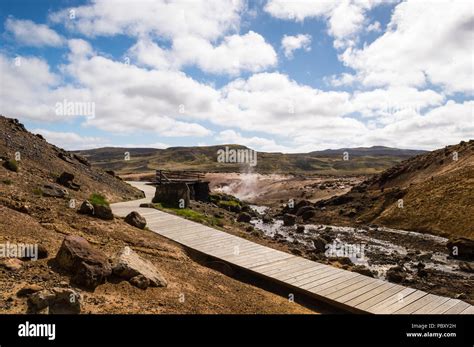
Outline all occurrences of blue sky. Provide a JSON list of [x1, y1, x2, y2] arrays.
[[0, 0, 472, 152]]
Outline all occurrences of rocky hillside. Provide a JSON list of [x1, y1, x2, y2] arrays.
[[0, 115, 313, 314], [75, 145, 425, 176], [308, 140, 474, 239]]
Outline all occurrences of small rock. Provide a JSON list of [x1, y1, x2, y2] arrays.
[[283, 213, 296, 226], [113, 247, 167, 288], [0, 258, 23, 271], [386, 265, 407, 283], [28, 288, 81, 314], [130, 275, 150, 289], [459, 262, 473, 273], [312, 236, 328, 253], [42, 184, 69, 198], [17, 284, 43, 297], [93, 204, 114, 220], [351, 265, 374, 277], [237, 212, 252, 223], [124, 211, 146, 229], [262, 214, 273, 224], [295, 225, 305, 233]]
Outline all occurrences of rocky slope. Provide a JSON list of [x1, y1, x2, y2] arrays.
[[0, 115, 314, 314], [308, 140, 474, 239]]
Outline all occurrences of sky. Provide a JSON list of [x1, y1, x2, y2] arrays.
[[0, 0, 472, 152]]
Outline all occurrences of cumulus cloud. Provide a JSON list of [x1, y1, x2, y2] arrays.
[[5, 17, 64, 47], [265, 0, 392, 48], [281, 34, 311, 59], [338, 0, 474, 94], [130, 31, 277, 75], [50, 0, 276, 75], [32, 129, 107, 150], [216, 129, 290, 152]]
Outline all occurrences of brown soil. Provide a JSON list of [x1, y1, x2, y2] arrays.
[[0, 115, 315, 314]]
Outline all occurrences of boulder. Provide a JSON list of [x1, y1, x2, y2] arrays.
[[42, 184, 69, 198], [386, 265, 407, 283], [301, 209, 316, 221], [237, 212, 252, 223], [351, 265, 374, 277], [93, 204, 114, 220], [447, 237, 474, 260], [312, 236, 328, 253], [295, 205, 315, 216], [55, 235, 112, 289], [113, 247, 167, 289], [57, 172, 80, 191], [262, 214, 273, 224], [295, 225, 305, 233], [78, 200, 94, 215], [283, 213, 296, 226], [124, 211, 147, 229], [28, 288, 81, 314]]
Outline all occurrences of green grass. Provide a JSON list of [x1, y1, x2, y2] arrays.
[[89, 193, 109, 206], [151, 203, 222, 227], [216, 200, 240, 208], [2, 179, 12, 185], [32, 187, 43, 196], [3, 159, 19, 172]]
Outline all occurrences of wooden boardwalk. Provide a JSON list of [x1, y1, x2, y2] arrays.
[[111, 182, 473, 314]]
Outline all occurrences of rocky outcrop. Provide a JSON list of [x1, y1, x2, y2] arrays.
[[42, 184, 69, 198], [55, 235, 112, 289], [113, 247, 167, 289], [78, 200, 94, 215], [57, 172, 80, 191], [28, 287, 81, 314], [124, 211, 146, 229], [153, 182, 190, 208]]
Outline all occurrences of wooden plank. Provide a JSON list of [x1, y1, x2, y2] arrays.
[[393, 294, 445, 314], [299, 270, 350, 290], [412, 296, 452, 314], [338, 282, 394, 305], [355, 285, 406, 311], [318, 274, 371, 297], [309, 273, 361, 294], [443, 301, 470, 314], [367, 288, 422, 314], [460, 306, 474, 314], [428, 299, 462, 314], [111, 181, 474, 315], [276, 264, 332, 281], [326, 277, 376, 300]]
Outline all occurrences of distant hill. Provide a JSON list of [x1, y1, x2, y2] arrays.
[[74, 145, 426, 176], [310, 140, 474, 238]]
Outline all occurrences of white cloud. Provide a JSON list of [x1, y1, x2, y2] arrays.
[[5, 18, 64, 47], [339, 0, 474, 94], [130, 31, 277, 75], [281, 34, 311, 59], [49, 0, 243, 40], [265, 0, 392, 48], [216, 129, 290, 152], [32, 129, 107, 150]]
